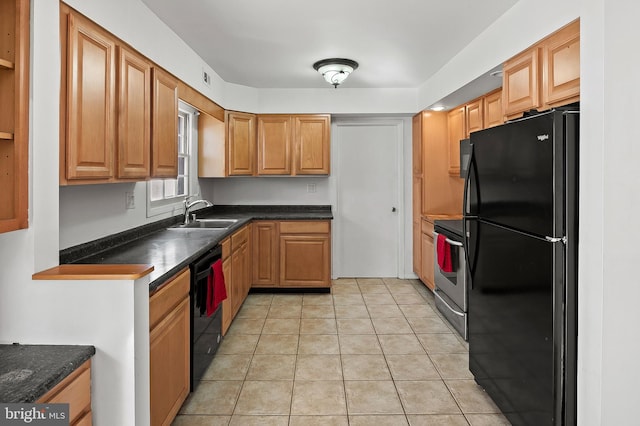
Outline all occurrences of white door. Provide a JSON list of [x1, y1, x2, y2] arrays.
[[335, 121, 400, 277]]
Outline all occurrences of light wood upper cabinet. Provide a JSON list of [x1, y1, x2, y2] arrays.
[[117, 47, 150, 179], [198, 112, 226, 177], [503, 19, 580, 119], [483, 88, 504, 128], [447, 106, 465, 176], [226, 111, 256, 176], [0, 0, 29, 233], [65, 11, 116, 181], [257, 115, 292, 175], [503, 47, 540, 117], [465, 99, 483, 137], [542, 20, 580, 107], [151, 67, 179, 178], [293, 114, 330, 175]]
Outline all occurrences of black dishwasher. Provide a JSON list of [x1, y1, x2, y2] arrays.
[[190, 245, 223, 391]]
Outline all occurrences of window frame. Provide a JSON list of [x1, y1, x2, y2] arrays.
[[146, 101, 200, 217]]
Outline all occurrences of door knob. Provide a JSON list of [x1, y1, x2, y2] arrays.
[[392, 207, 396, 212]]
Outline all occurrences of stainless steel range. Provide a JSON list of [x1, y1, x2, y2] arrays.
[[433, 219, 468, 340]]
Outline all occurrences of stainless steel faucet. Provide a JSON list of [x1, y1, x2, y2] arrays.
[[183, 196, 213, 224]]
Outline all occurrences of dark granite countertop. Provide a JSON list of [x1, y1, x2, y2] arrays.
[[61, 205, 333, 291], [0, 344, 95, 403]]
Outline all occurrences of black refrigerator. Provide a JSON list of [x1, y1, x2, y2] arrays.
[[464, 109, 578, 426]]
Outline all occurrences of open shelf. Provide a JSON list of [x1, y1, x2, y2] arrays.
[[0, 132, 14, 140], [0, 58, 15, 70]]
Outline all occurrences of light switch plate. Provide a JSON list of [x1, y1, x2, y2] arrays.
[[125, 192, 135, 209]]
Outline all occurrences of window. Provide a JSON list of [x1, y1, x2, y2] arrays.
[[147, 102, 199, 216]]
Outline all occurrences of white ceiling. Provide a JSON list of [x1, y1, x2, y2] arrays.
[[140, 0, 519, 90]]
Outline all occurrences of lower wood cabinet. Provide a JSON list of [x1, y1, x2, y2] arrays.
[[37, 360, 92, 426], [149, 267, 190, 426], [221, 224, 251, 335], [420, 219, 435, 291], [252, 220, 331, 289]]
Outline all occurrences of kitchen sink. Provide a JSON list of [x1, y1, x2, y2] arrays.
[[168, 218, 239, 230]]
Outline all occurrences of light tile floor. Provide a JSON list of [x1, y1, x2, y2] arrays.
[[172, 278, 511, 426]]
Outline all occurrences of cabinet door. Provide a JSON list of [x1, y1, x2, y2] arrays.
[[150, 297, 190, 426], [420, 231, 435, 291], [293, 115, 330, 175], [483, 89, 504, 129], [257, 115, 292, 175], [151, 68, 178, 178], [542, 20, 580, 107], [66, 12, 116, 180], [227, 112, 256, 176], [198, 112, 226, 177], [252, 221, 279, 287], [280, 234, 330, 287], [412, 113, 423, 175], [503, 48, 540, 117], [231, 245, 244, 315], [221, 240, 233, 335], [465, 99, 483, 137], [447, 106, 465, 176], [413, 221, 422, 278], [117, 47, 150, 179], [0, 0, 29, 233]]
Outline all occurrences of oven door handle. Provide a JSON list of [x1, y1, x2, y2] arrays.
[[444, 237, 463, 247], [434, 290, 465, 317]]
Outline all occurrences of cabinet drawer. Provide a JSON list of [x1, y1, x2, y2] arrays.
[[279, 221, 330, 234], [231, 225, 250, 250], [221, 237, 231, 259], [38, 360, 91, 424], [149, 268, 190, 330], [421, 219, 434, 237]]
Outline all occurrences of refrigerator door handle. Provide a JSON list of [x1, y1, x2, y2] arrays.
[[545, 236, 567, 244]]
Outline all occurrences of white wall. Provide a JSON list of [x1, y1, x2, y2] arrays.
[[203, 177, 331, 206], [579, 0, 640, 424]]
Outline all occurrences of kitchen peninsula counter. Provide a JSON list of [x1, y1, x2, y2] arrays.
[[60, 205, 333, 292]]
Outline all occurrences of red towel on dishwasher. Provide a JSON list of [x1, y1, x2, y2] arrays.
[[207, 259, 227, 316], [436, 234, 454, 273]]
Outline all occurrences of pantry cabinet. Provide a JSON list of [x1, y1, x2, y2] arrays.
[[226, 111, 256, 176], [0, 0, 29, 234], [149, 267, 190, 426], [503, 19, 580, 118]]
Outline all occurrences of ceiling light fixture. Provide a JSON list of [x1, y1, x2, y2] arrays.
[[313, 58, 359, 88]]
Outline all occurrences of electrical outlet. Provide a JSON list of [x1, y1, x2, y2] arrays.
[[125, 192, 135, 209], [307, 183, 316, 193], [203, 69, 211, 86]]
